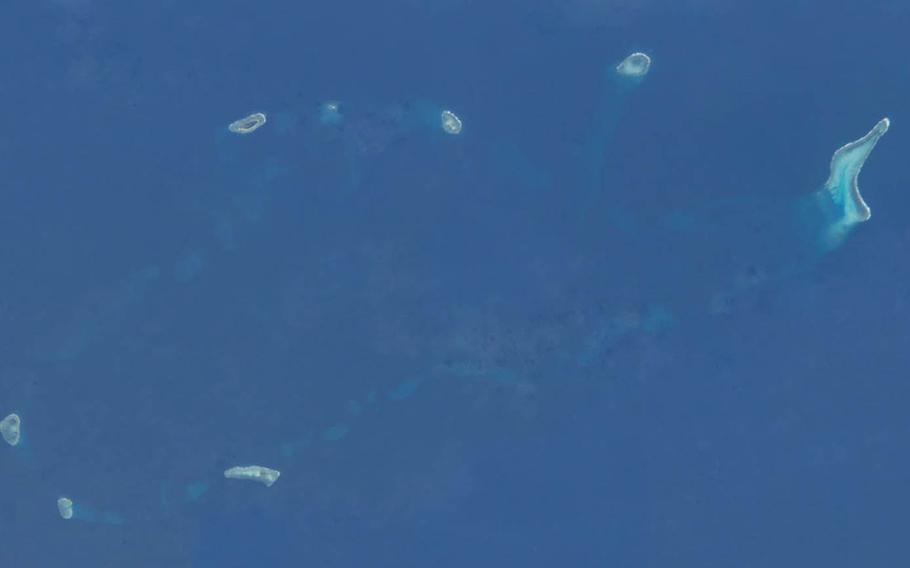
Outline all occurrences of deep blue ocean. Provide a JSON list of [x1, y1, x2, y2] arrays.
[[1, 0, 908, 566]]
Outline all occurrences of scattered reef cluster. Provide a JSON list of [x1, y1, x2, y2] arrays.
[[2, 48, 892, 535]]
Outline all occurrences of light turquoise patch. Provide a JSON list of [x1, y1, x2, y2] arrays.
[[661, 210, 698, 234], [642, 305, 676, 333], [346, 399, 363, 416], [174, 250, 204, 283], [73, 505, 123, 525], [323, 424, 349, 442], [281, 431, 314, 456], [439, 361, 521, 385], [184, 481, 209, 502], [387, 379, 421, 401], [280, 442, 297, 457]]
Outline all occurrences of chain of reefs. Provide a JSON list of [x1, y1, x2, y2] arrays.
[[1, 50, 896, 535]]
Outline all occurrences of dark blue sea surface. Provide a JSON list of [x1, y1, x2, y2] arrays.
[[1, 0, 908, 566]]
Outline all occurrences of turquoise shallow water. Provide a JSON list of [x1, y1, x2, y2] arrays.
[[0, 1, 908, 566]]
